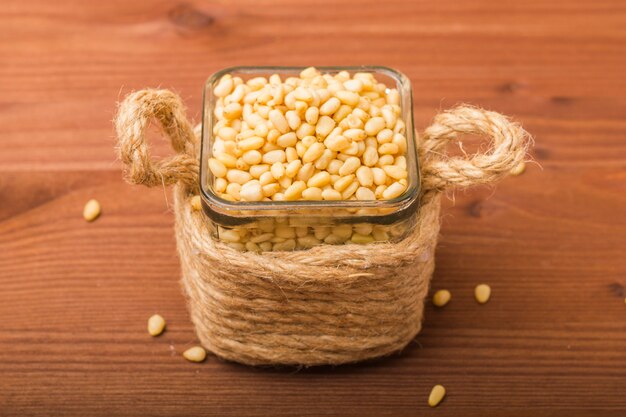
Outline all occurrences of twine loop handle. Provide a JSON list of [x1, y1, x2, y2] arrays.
[[115, 89, 198, 187], [419, 105, 531, 192], [115, 90, 530, 193]]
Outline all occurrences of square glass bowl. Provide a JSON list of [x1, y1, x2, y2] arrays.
[[199, 66, 420, 251]]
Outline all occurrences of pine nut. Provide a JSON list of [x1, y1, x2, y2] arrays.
[[285, 160, 302, 178], [214, 76, 233, 97], [225, 183, 241, 200], [83, 199, 101, 222], [284, 181, 306, 200], [238, 136, 264, 151], [273, 239, 297, 251], [351, 233, 375, 244], [428, 385, 446, 407], [147, 314, 166, 336], [275, 132, 296, 148], [215, 178, 227, 193], [209, 158, 227, 178], [294, 87, 313, 102], [432, 290, 451, 307], [371, 167, 387, 185], [332, 104, 352, 122], [223, 103, 242, 120], [343, 79, 364, 92], [356, 187, 375, 200], [379, 143, 399, 155], [324, 135, 350, 152], [190, 195, 203, 211], [305, 107, 319, 125], [262, 183, 280, 197], [356, 166, 374, 187], [262, 149, 287, 164], [475, 284, 491, 304], [382, 164, 407, 180], [302, 142, 326, 163], [378, 154, 395, 166], [322, 188, 342, 200], [296, 122, 315, 139], [341, 180, 359, 199], [343, 128, 366, 141], [364, 117, 386, 136], [226, 169, 253, 185], [240, 181, 264, 201], [302, 187, 323, 200], [511, 161, 526, 175], [319, 97, 341, 115], [333, 174, 355, 192], [271, 162, 285, 179], [296, 162, 315, 182], [269, 109, 289, 134], [382, 181, 406, 199], [335, 90, 360, 106], [183, 346, 207, 363], [339, 157, 361, 176], [219, 228, 241, 243], [285, 110, 301, 130], [242, 150, 262, 165], [381, 105, 397, 129], [216, 152, 238, 168], [300, 66, 319, 79], [218, 126, 237, 141], [307, 171, 331, 188], [315, 116, 336, 138]]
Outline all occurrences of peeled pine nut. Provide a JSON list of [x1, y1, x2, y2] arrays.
[[239, 182, 264, 201], [83, 199, 101, 222], [428, 385, 446, 407], [269, 109, 289, 134], [190, 195, 203, 211], [338, 157, 361, 176], [382, 181, 406, 199], [284, 181, 306, 200], [147, 314, 166, 336], [356, 187, 375, 200], [302, 142, 326, 163], [322, 188, 342, 200], [364, 117, 386, 136], [356, 166, 374, 187], [511, 161, 526, 175], [319, 97, 341, 115], [382, 164, 407, 180], [183, 346, 207, 363], [475, 284, 491, 304], [432, 290, 451, 307]]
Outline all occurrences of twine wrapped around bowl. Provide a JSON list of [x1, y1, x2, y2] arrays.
[[115, 89, 531, 366]]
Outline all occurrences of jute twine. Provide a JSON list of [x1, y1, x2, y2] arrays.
[[115, 89, 531, 366]]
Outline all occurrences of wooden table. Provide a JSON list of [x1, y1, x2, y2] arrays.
[[1, 0, 625, 415]]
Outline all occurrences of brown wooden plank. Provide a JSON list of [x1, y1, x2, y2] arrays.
[[0, 0, 625, 415]]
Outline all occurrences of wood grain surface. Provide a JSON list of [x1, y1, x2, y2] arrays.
[[1, 0, 625, 415]]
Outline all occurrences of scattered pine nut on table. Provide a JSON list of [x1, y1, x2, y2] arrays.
[[147, 314, 166, 337], [83, 199, 101, 222], [432, 290, 451, 307], [474, 284, 491, 304], [510, 161, 526, 176], [183, 346, 207, 363], [428, 384, 446, 407]]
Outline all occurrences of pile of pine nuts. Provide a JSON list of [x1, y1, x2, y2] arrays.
[[205, 67, 412, 251]]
